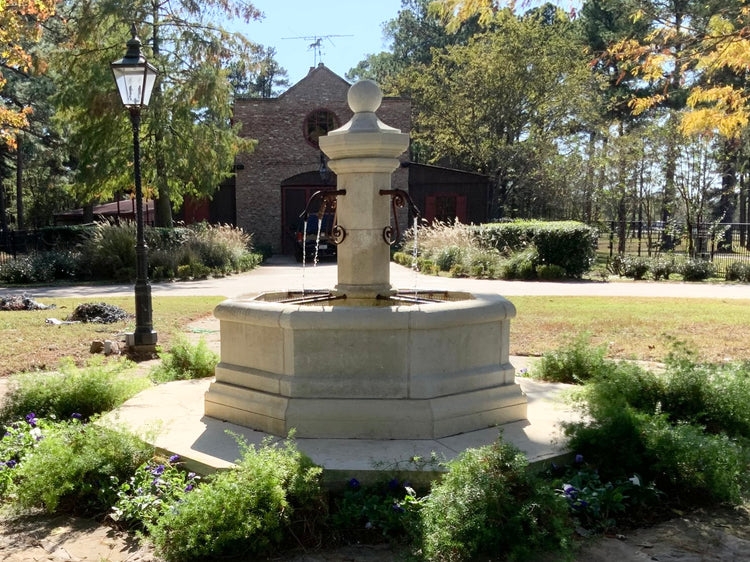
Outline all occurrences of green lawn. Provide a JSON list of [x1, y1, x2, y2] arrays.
[[509, 296, 750, 362], [1, 293, 747, 377]]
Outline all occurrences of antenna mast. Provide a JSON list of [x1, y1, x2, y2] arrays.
[[281, 34, 353, 66]]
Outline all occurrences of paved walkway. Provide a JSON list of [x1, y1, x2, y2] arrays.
[[3, 254, 750, 300]]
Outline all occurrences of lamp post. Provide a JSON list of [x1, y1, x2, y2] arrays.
[[111, 24, 158, 350]]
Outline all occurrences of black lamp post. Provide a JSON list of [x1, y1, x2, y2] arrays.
[[111, 23, 158, 350]]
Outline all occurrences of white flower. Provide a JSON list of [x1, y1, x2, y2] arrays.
[[629, 475, 641, 486]]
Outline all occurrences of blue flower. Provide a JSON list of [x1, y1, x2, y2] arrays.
[[70, 413, 82, 420], [25, 413, 37, 428], [348, 478, 360, 490], [151, 464, 165, 476], [574, 453, 584, 464], [169, 454, 180, 463], [5, 460, 17, 469], [187, 472, 196, 480], [562, 483, 578, 498], [185, 484, 194, 492], [392, 503, 406, 513]]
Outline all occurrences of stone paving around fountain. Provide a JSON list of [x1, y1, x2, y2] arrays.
[[103, 337, 575, 485]]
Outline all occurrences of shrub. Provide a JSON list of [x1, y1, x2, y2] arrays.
[[621, 256, 651, 280], [563, 341, 750, 505], [13, 419, 153, 514], [651, 256, 676, 280], [419, 437, 572, 561], [150, 337, 218, 383], [434, 245, 465, 271], [467, 248, 502, 279], [536, 333, 610, 384], [148, 436, 325, 561], [0, 357, 150, 424], [679, 258, 716, 281], [532, 221, 597, 278], [502, 247, 538, 280], [725, 261, 750, 283], [79, 222, 137, 282], [537, 264, 566, 280]]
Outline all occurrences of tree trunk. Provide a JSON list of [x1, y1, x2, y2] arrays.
[[716, 138, 738, 250], [740, 172, 748, 249], [151, 9, 173, 227], [15, 136, 24, 231]]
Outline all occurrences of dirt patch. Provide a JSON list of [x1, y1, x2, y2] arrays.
[[1, 504, 748, 561], [0, 512, 155, 561]]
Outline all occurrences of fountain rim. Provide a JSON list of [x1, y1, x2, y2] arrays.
[[214, 291, 517, 330]]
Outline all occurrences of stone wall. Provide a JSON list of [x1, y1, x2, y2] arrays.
[[233, 64, 411, 252]]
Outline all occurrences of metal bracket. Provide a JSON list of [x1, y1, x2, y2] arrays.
[[379, 189, 422, 246], [299, 189, 347, 244]]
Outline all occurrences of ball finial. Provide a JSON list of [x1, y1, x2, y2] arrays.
[[348, 80, 382, 113]]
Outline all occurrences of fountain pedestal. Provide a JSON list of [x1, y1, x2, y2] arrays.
[[204, 80, 527, 439]]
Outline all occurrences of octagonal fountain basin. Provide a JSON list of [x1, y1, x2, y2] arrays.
[[204, 291, 527, 440]]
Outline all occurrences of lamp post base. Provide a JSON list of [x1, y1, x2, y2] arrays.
[[125, 331, 158, 354]]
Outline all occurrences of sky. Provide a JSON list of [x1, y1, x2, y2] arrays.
[[231, 1, 583, 88], [235, 0, 405, 86]]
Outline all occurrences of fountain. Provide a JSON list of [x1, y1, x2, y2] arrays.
[[204, 80, 527, 439]]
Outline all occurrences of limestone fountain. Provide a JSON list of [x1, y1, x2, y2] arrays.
[[204, 80, 526, 439]]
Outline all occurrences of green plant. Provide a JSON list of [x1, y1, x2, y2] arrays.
[[148, 435, 325, 561], [419, 437, 572, 561], [150, 336, 218, 383], [537, 264, 566, 280], [0, 357, 150, 424], [13, 419, 153, 514], [434, 245, 465, 271], [331, 477, 424, 542], [0, 413, 53, 496], [651, 256, 675, 280], [725, 261, 750, 282], [79, 222, 137, 282], [536, 333, 610, 384], [111, 454, 200, 529], [562, 342, 750, 505], [679, 258, 716, 281], [502, 247, 538, 280]]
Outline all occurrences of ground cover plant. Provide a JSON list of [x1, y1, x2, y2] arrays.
[[0, 357, 149, 424], [0, 295, 224, 376], [149, 335, 219, 383], [533, 338, 750, 515]]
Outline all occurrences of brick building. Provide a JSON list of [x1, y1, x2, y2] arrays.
[[230, 63, 491, 254], [233, 64, 411, 253]]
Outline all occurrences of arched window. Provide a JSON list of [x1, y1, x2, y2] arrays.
[[304, 109, 338, 148]]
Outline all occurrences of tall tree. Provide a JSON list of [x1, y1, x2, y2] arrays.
[[0, 0, 56, 149], [403, 5, 594, 217], [50, 0, 261, 227]]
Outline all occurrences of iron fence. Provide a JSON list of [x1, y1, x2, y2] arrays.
[[0, 231, 44, 265], [600, 221, 750, 278]]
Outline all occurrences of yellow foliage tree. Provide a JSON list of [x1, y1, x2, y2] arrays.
[[0, 0, 56, 148]]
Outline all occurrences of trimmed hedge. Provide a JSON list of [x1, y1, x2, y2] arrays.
[[472, 221, 597, 278]]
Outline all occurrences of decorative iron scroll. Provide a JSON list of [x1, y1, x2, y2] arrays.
[[299, 189, 347, 244], [379, 189, 422, 246]]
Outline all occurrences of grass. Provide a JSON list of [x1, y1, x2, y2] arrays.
[[1, 294, 748, 377], [509, 296, 750, 362], [0, 296, 224, 376]]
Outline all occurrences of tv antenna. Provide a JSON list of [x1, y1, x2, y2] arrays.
[[281, 34, 353, 66]]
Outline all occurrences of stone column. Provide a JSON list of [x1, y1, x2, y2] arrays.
[[319, 80, 409, 299]]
